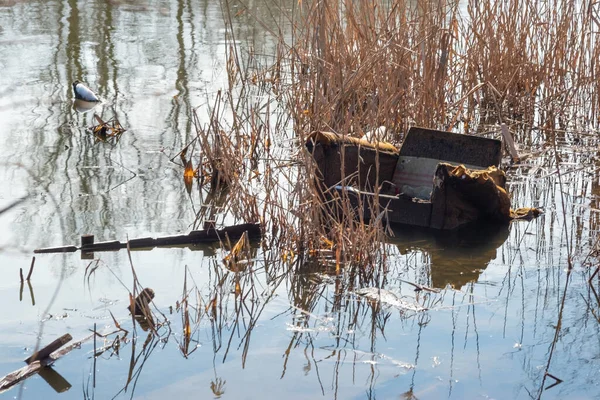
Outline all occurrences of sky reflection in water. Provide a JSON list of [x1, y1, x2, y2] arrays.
[[0, 0, 599, 399]]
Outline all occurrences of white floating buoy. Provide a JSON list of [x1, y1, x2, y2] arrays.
[[72, 80, 100, 102]]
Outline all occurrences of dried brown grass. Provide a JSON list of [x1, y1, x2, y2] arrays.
[[288, 0, 598, 138], [185, 0, 599, 278]]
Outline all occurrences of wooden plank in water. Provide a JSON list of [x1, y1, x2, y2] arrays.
[[24, 334, 72, 364], [0, 334, 94, 394], [0, 360, 45, 392], [34, 246, 78, 254], [33, 223, 262, 254]]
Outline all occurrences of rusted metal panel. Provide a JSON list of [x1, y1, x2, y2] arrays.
[[306, 132, 399, 192], [399, 127, 502, 168], [384, 196, 432, 228]]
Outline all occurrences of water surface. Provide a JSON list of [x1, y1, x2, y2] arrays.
[[0, 1, 599, 399]]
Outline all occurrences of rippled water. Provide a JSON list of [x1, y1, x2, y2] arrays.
[[1, 0, 599, 399]]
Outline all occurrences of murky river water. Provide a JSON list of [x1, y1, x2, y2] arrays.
[[1, 0, 599, 399]]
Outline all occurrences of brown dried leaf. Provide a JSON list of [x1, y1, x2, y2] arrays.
[[184, 160, 194, 179], [184, 160, 194, 193], [223, 231, 249, 269]]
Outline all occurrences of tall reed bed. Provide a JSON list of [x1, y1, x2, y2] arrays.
[[288, 0, 598, 137], [188, 0, 599, 277]]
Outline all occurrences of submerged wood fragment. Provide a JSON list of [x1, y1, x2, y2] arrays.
[[0, 361, 46, 393], [34, 223, 261, 254], [128, 288, 155, 316], [0, 333, 94, 394], [24, 334, 72, 364]]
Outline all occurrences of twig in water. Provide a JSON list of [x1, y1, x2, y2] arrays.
[[27, 281, 35, 306], [93, 323, 96, 388], [399, 279, 441, 293], [26, 257, 35, 281], [25, 334, 72, 364], [544, 372, 563, 390], [0, 196, 27, 215]]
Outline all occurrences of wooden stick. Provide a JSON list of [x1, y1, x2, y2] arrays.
[[50, 333, 94, 359], [0, 360, 45, 393], [25, 334, 72, 364], [34, 245, 78, 254], [0, 334, 94, 394], [500, 123, 520, 162], [26, 257, 35, 281], [34, 223, 262, 254], [27, 281, 35, 306]]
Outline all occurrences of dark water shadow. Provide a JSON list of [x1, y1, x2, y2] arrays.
[[388, 221, 511, 289]]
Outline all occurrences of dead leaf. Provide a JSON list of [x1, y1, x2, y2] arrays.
[[184, 160, 194, 193], [90, 113, 127, 142], [223, 232, 250, 272]]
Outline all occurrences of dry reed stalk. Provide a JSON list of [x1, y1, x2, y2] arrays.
[[287, 0, 598, 135], [184, 0, 600, 292]]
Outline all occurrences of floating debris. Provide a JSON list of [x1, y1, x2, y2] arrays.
[[89, 114, 127, 142], [72, 80, 100, 102], [307, 127, 542, 230], [0, 333, 95, 394], [128, 288, 155, 316], [285, 323, 334, 333], [33, 223, 261, 254], [355, 287, 427, 312], [129, 288, 156, 332]]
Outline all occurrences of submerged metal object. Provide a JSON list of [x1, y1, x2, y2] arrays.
[[307, 127, 511, 230], [72, 80, 100, 102]]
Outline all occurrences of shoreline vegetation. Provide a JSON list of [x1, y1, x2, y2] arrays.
[[184, 1, 600, 396], [4, 0, 600, 398], [189, 0, 599, 266]]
